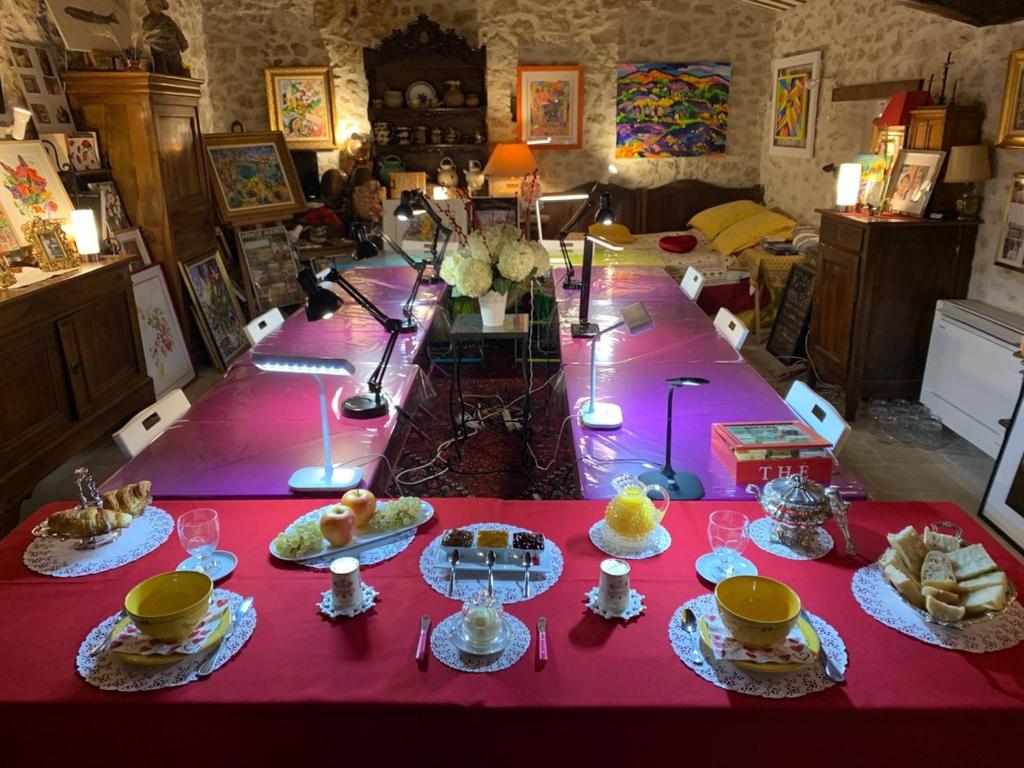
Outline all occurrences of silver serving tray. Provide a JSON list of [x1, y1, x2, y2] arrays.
[[31, 500, 150, 550]]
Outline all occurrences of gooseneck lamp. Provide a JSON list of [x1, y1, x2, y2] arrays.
[[638, 376, 710, 500], [580, 302, 653, 429], [393, 189, 451, 284], [550, 184, 615, 290]]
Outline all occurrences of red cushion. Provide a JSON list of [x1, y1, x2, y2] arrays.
[[658, 234, 698, 253]]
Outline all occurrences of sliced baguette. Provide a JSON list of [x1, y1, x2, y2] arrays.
[[956, 571, 1009, 595], [926, 595, 966, 622], [887, 526, 928, 575], [946, 544, 997, 581], [885, 564, 925, 608], [921, 550, 957, 591], [922, 585, 959, 603], [923, 528, 961, 553], [959, 585, 1008, 616]]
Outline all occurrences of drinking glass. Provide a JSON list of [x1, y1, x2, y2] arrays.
[[707, 509, 750, 578], [177, 508, 220, 573]]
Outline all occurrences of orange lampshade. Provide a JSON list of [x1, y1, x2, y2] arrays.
[[483, 142, 538, 177], [876, 90, 931, 127]]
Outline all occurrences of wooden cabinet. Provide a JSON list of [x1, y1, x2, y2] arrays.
[[65, 72, 215, 352], [907, 104, 983, 213], [809, 211, 977, 420], [0, 258, 154, 534]]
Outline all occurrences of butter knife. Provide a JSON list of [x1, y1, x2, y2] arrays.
[[415, 615, 430, 661], [537, 617, 548, 661], [800, 609, 845, 685]]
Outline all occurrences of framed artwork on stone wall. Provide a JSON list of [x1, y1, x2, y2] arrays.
[[768, 50, 821, 159], [997, 49, 1024, 149], [44, 0, 132, 52], [994, 173, 1024, 273], [516, 66, 584, 150], [264, 67, 337, 150]]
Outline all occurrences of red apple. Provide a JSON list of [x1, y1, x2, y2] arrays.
[[320, 505, 357, 547], [341, 488, 377, 528]]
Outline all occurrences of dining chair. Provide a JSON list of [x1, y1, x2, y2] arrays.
[[113, 388, 191, 459], [713, 307, 749, 350], [785, 380, 851, 454], [244, 307, 285, 346], [680, 266, 705, 301]]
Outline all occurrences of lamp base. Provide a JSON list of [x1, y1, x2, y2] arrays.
[[342, 393, 389, 420], [571, 321, 600, 338], [288, 465, 363, 492], [637, 469, 705, 500], [398, 316, 417, 334], [562, 276, 582, 290], [421, 273, 444, 285], [579, 401, 622, 430]]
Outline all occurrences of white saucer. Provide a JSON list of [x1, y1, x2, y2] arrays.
[[695, 552, 757, 584], [176, 550, 237, 581], [448, 617, 511, 656]]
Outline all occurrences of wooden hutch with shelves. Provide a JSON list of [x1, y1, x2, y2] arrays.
[[363, 15, 487, 189]]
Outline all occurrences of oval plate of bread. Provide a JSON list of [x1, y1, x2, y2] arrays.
[[880, 522, 1018, 630], [31, 481, 152, 551]]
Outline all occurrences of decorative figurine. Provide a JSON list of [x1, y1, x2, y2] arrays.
[[142, 0, 189, 77]]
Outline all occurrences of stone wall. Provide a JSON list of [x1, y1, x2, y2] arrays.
[[762, 0, 1024, 312]]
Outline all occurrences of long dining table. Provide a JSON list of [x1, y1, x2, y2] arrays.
[[2, 496, 1021, 765]]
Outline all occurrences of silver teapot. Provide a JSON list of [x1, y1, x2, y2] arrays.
[[746, 475, 857, 555]]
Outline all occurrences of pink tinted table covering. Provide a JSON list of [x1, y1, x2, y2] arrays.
[[553, 265, 684, 304]]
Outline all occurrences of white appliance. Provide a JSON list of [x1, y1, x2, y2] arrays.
[[921, 300, 1024, 458]]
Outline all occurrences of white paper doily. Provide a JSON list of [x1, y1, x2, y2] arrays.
[[278, 506, 416, 569], [588, 520, 671, 560], [584, 586, 645, 620], [318, 583, 379, 618], [419, 523, 563, 603], [429, 611, 530, 672], [668, 593, 847, 699], [24, 506, 173, 578], [749, 517, 833, 561], [852, 563, 1024, 653], [76, 589, 257, 692]]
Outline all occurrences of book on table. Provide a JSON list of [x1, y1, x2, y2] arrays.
[[711, 420, 833, 484]]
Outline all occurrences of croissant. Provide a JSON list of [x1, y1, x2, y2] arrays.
[[47, 506, 133, 537], [102, 480, 151, 517]]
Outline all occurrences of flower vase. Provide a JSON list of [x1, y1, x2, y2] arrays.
[[478, 290, 508, 327]]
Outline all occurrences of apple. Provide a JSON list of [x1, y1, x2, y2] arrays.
[[320, 505, 357, 547], [341, 488, 377, 528]]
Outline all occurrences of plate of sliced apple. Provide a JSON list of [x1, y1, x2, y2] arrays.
[[270, 491, 434, 563]]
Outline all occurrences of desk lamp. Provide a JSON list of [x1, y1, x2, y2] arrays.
[[298, 267, 343, 321], [550, 184, 615, 291], [572, 233, 623, 338], [638, 376, 710, 500], [394, 189, 452, 284], [580, 302, 653, 429], [379, 231, 429, 334], [251, 352, 361, 492]]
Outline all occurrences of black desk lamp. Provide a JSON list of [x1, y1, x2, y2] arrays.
[[556, 184, 615, 290], [638, 376, 710, 500], [394, 189, 452, 285], [298, 267, 343, 321], [379, 231, 428, 335]]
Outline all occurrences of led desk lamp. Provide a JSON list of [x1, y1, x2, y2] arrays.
[[549, 184, 615, 291], [572, 234, 624, 338], [638, 376, 711, 500], [250, 353, 361, 492], [394, 189, 452, 284], [580, 302, 653, 429]]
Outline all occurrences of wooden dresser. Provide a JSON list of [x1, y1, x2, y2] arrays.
[[0, 259, 154, 534], [65, 72, 216, 353], [809, 211, 977, 420]]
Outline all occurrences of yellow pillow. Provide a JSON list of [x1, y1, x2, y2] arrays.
[[588, 222, 634, 244], [712, 210, 795, 255], [688, 200, 766, 239]]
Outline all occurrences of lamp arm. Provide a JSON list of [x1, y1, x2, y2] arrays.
[[557, 183, 601, 281], [414, 191, 453, 274], [319, 267, 396, 329], [578, 236, 595, 327], [662, 386, 676, 479], [402, 259, 426, 322], [367, 327, 399, 398], [379, 232, 421, 270], [313, 373, 333, 481]]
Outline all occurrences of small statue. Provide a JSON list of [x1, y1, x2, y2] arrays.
[[142, 0, 188, 77]]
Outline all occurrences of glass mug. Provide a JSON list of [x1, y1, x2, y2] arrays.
[[604, 474, 670, 542]]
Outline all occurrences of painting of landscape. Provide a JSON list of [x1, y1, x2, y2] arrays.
[[208, 143, 294, 212], [615, 62, 731, 158]]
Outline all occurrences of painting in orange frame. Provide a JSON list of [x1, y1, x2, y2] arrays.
[[516, 66, 584, 150]]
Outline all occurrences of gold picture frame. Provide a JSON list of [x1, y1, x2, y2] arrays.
[[997, 50, 1024, 149], [0, 256, 14, 289], [23, 217, 79, 271], [264, 67, 337, 150]]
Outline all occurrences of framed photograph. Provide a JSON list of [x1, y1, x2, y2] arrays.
[[471, 197, 519, 230], [883, 149, 946, 217], [4, 41, 75, 133], [997, 49, 1024, 149], [115, 226, 151, 271], [68, 132, 101, 171], [44, 0, 132, 52], [0, 139, 75, 246], [516, 66, 584, 150], [202, 131, 307, 226], [237, 225, 304, 312], [856, 154, 888, 209], [980, 381, 1024, 552], [131, 264, 195, 398], [179, 249, 250, 371], [87, 179, 131, 238], [23, 217, 78, 271], [995, 173, 1024, 272], [382, 197, 470, 257], [264, 67, 336, 150], [768, 51, 822, 159]]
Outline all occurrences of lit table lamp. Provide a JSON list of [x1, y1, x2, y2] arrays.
[[944, 144, 992, 218], [580, 302, 653, 429], [394, 188, 451, 284], [70, 209, 100, 259], [483, 142, 538, 198], [638, 376, 710, 500], [250, 353, 361, 492], [835, 163, 861, 211], [298, 267, 343, 321], [552, 185, 615, 297]]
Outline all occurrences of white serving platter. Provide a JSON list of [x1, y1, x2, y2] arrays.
[[434, 545, 552, 577]]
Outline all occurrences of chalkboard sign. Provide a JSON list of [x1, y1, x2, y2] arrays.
[[767, 262, 815, 360]]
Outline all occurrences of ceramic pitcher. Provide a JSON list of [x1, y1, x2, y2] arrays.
[[464, 159, 485, 194], [437, 157, 458, 187]]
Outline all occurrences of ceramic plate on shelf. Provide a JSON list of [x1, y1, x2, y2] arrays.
[[110, 608, 231, 667], [699, 615, 819, 674], [405, 81, 436, 108]]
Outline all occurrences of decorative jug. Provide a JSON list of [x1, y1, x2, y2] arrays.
[[437, 157, 458, 188], [604, 474, 670, 543], [442, 80, 465, 107], [464, 159, 485, 194], [747, 475, 857, 554], [377, 155, 406, 189]]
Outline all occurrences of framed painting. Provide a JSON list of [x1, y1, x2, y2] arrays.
[[616, 62, 731, 158], [264, 67, 336, 150], [4, 41, 75, 133], [995, 173, 1024, 273], [516, 66, 583, 150], [86, 179, 131, 239], [883, 149, 945, 217], [23, 217, 78, 270], [0, 207, 19, 254], [68, 132, 101, 171], [44, 0, 131, 52], [768, 51, 822, 159], [980, 380, 1024, 552], [237, 225, 304, 311], [203, 131, 306, 226], [997, 49, 1024, 149], [179, 249, 249, 371], [115, 226, 151, 271], [131, 264, 195, 398], [0, 139, 75, 246]]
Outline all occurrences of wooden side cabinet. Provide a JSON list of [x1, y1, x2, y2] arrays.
[[809, 211, 977, 420], [0, 258, 154, 534]]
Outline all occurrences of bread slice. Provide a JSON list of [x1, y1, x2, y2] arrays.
[[922, 585, 959, 603], [946, 544, 997, 581], [921, 551, 957, 591], [926, 595, 966, 622], [885, 564, 925, 608], [923, 528, 961, 553], [959, 585, 1009, 616], [879, 547, 917, 582], [956, 571, 1009, 595], [887, 526, 928, 575]]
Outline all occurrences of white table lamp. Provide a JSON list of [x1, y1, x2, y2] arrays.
[[580, 302, 653, 429], [836, 163, 861, 210]]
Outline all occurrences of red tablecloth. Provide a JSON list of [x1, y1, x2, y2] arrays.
[[2, 498, 1022, 765]]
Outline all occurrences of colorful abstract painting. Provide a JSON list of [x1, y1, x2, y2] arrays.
[[517, 66, 583, 149], [266, 67, 336, 149], [615, 62, 731, 159], [769, 51, 821, 159], [208, 144, 295, 212], [180, 250, 249, 370]]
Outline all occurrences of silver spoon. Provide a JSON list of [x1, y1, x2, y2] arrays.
[[197, 596, 254, 677], [486, 550, 497, 598], [522, 552, 533, 598], [448, 549, 460, 596], [681, 608, 704, 666], [88, 610, 126, 657], [801, 609, 845, 685]]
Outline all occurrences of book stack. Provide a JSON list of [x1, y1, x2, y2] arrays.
[[711, 420, 833, 484]]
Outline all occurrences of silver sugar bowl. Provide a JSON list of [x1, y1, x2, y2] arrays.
[[746, 475, 857, 555]]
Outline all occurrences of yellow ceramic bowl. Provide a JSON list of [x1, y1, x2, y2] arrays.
[[124, 571, 213, 642], [714, 575, 801, 648]]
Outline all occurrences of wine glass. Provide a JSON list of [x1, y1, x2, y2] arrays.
[[177, 508, 220, 573], [707, 509, 750, 579]]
